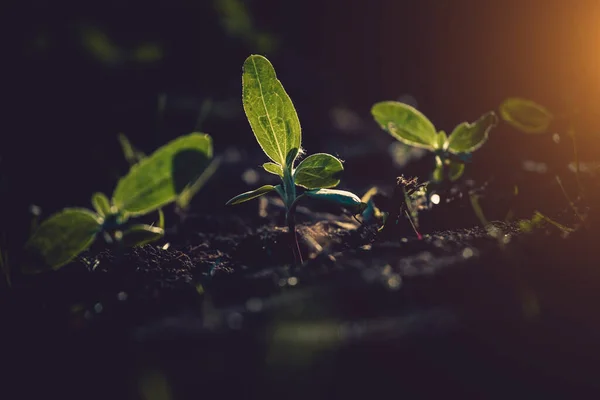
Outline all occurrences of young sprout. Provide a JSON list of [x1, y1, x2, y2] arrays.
[[226, 55, 365, 265], [499, 97, 585, 199], [24, 133, 213, 273], [371, 101, 498, 183]]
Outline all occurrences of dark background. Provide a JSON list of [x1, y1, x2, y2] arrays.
[[3, 0, 600, 242]]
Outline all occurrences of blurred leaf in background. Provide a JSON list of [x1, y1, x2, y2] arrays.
[[214, 0, 279, 53], [79, 24, 164, 66]]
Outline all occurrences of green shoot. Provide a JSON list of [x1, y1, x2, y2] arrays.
[[371, 101, 498, 183], [24, 133, 214, 273], [226, 55, 364, 265]]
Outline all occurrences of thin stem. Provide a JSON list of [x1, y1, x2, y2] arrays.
[[282, 167, 302, 266], [555, 175, 585, 224]]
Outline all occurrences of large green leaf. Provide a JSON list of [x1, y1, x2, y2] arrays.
[[499, 97, 553, 134], [446, 111, 498, 154], [226, 184, 276, 205], [121, 224, 164, 247], [294, 153, 343, 189], [112, 133, 213, 215], [24, 208, 102, 272], [304, 188, 366, 215], [371, 101, 438, 150], [242, 54, 302, 167]]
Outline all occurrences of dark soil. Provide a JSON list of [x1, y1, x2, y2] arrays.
[[2, 135, 599, 400], [2, 185, 599, 400]]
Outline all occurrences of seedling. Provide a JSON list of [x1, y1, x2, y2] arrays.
[[499, 97, 585, 198], [24, 133, 213, 273], [371, 101, 498, 183], [117, 132, 220, 211], [226, 55, 364, 264]]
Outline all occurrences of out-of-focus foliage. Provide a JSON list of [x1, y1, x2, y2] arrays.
[[371, 101, 498, 182], [80, 25, 164, 66], [499, 97, 554, 134], [214, 0, 278, 53], [24, 133, 214, 273]]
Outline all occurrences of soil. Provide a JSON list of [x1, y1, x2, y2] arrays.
[[2, 140, 599, 400]]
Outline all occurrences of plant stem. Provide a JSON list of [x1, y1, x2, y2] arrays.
[[287, 211, 303, 265], [283, 167, 302, 265]]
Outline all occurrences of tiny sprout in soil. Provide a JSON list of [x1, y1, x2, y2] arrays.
[[226, 55, 365, 265]]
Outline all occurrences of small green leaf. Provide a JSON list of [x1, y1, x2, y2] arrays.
[[294, 153, 344, 189], [112, 133, 213, 216], [448, 160, 465, 181], [118, 133, 146, 166], [371, 101, 437, 150], [91, 192, 112, 217], [242, 55, 302, 167], [226, 184, 276, 205], [433, 156, 445, 183], [304, 188, 366, 214], [24, 208, 102, 272], [499, 97, 553, 134], [121, 224, 164, 247], [435, 131, 447, 150], [263, 162, 283, 176], [447, 111, 498, 154]]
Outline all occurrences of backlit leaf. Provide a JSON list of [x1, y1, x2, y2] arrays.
[[435, 131, 447, 150], [176, 156, 221, 210], [121, 224, 164, 247], [242, 55, 301, 166], [499, 97, 553, 134], [447, 111, 498, 154], [226, 184, 276, 205], [371, 101, 437, 150], [91, 192, 111, 217], [112, 133, 212, 216], [304, 188, 366, 214], [118, 133, 146, 166], [294, 153, 343, 189], [263, 162, 283, 176], [24, 208, 102, 272]]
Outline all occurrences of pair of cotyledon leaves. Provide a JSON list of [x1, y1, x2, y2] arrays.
[[371, 101, 499, 156], [226, 55, 362, 210], [25, 133, 213, 272]]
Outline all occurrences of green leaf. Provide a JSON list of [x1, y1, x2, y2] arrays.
[[435, 131, 447, 150], [91, 192, 112, 217], [448, 160, 465, 181], [263, 162, 283, 176], [121, 224, 164, 247], [499, 97, 553, 134], [433, 156, 445, 183], [226, 184, 276, 205], [176, 156, 221, 210], [118, 133, 146, 166], [24, 208, 102, 272], [294, 153, 344, 189], [371, 101, 437, 150], [304, 188, 366, 214], [447, 111, 498, 154], [242, 54, 302, 166], [112, 133, 213, 216]]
